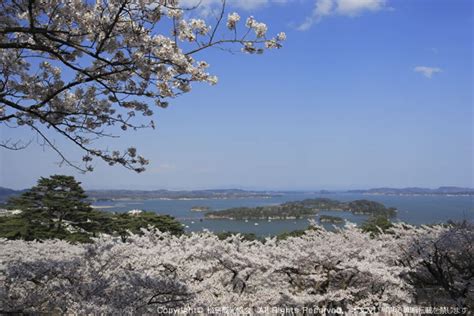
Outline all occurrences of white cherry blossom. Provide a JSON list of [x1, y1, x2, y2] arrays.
[[1, 222, 466, 313], [0, 0, 285, 172]]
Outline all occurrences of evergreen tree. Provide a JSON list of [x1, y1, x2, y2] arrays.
[[7, 175, 92, 240], [2, 175, 184, 242]]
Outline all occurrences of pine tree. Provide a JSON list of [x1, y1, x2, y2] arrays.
[[7, 175, 92, 240]]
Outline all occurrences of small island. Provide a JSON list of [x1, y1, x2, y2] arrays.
[[319, 215, 344, 224], [190, 206, 211, 212], [205, 198, 397, 220]]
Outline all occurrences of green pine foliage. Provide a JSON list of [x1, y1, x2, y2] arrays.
[[0, 175, 183, 242], [361, 215, 394, 235]]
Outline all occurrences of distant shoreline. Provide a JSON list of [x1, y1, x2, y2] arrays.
[[90, 196, 275, 202], [359, 193, 473, 197], [2, 186, 473, 204], [88, 192, 473, 202]]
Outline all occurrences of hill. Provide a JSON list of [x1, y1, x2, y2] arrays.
[[0, 187, 23, 203], [347, 187, 473, 196], [205, 198, 397, 220]]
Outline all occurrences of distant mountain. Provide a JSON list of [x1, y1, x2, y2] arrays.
[[1, 185, 472, 203], [86, 189, 282, 201], [0, 187, 281, 203], [347, 187, 474, 196], [0, 187, 23, 202]]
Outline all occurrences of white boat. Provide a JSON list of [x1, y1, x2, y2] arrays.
[[254, 223, 259, 226]]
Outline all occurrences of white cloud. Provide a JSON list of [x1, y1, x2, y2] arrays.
[[315, 0, 335, 16], [337, 0, 386, 15], [298, 0, 388, 31], [414, 66, 442, 79]]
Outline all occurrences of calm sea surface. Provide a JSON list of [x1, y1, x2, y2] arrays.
[[92, 193, 474, 237]]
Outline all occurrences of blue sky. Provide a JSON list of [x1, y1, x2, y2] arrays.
[[1, 0, 473, 190]]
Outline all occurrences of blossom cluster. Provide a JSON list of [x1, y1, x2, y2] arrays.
[[0, 0, 285, 172], [1, 223, 465, 314]]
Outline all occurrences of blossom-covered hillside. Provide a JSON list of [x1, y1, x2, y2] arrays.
[[1, 222, 472, 314]]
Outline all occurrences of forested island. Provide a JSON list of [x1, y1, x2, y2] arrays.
[[190, 206, 211, 212], [205, 198, 397, 220]]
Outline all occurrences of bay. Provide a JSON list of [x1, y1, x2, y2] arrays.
[[92, 193, 474, 237]]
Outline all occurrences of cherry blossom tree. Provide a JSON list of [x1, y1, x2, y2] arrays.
[[2, 223, 467, 314], [399, 221, 474, 309], [0, 0, 285, 172]]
